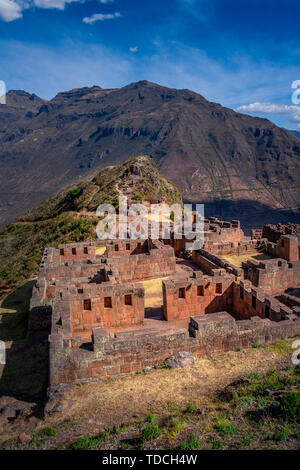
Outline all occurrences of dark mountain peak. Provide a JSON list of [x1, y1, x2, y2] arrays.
[[51, 85, 108, 103], [1, 81, 300, 229], [5, 90, 45, 110]]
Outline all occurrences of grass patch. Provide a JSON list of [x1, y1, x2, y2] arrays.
[[142, 423, 161, 441], [215, 418, 237, 436], [71, 432, 109, 450], [179, 435, 203, 450]]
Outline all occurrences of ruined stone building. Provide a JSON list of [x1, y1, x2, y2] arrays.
[[28, 218, 300, 388]]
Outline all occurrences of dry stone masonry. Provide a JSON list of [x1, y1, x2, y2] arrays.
[[28, 219, 300, 388]]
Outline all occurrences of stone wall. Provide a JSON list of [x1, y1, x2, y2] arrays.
[[264, 235, 299, 262], [68, 283, 145, 335], [48, 312, 300, 387], [244, 258, 300, 295], [162, 272, 234, 321]]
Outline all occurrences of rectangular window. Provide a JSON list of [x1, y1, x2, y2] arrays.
[[265, 305, 270, 318], [281, 239, 285, 248], [126, 243, 131, 251], [114, 244, 119, 252], [72, 248, 76, 255], [252, 296, 256, 309], [216, 283, 222, 294], [137, 242, 141, 249], [197, 285, 204, 296], [104, 297, 112, 308], [125, 294, 132, 306], [60, 248, 64, 256], [178, 288, 185, 299], [84, 247, 88, 254], [84, 299, 91, 310], [240, 286, 244, 299]]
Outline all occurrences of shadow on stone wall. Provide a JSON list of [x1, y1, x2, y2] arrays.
[[0, 281, 49, 405]]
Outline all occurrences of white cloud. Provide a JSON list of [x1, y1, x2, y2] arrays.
[[0, 0, 23, 22], [0, 0, 88, 21], [129, 46, 138, 53], [236, 102, 300, 129], [83, 11, 120, 24], [98, 0, 114, 3], [33, 0, 82, 10]]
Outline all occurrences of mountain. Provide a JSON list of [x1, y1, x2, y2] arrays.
[[0, 156, 180, 298], [288, 129, 300, 140], [1, 81, 300, 229]]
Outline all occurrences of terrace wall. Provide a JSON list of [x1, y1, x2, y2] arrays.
[[48, 312, 300, 387]]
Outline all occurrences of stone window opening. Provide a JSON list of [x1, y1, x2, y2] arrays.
[[216, 283, 222, 294], [281, 239, 285, 248], [72, 248, 77, 255], [114, 244, 119, 252], [60, 248, 64, 256], [252, 296, 256, 309], [197, 285, 204, 296], [84, 247, 88, 254], [178, 288, 186, 299], [126, 243, 131, 251], [265, 304, 270, 318], [125, 294, 132, 306], [104, 297, 112, 308], [240, 286, 244, 299], [84, 299, 92, 311]]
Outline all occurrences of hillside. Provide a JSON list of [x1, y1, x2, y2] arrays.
[[0, 156, 180, 298], [289, 129, 300, 140], [1, 81, 300, 229]]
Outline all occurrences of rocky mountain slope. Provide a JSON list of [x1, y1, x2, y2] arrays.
[[0, 156, 180, 298], [289, 129, 300, 140], [1, 81, 300, 228]]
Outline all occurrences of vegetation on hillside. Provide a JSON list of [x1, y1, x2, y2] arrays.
[[0, 156, 181, 299]]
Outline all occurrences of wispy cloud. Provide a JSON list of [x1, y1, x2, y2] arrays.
[[0, 0, 89, 22], [0, 0, 23, 22], [33, 1, 82, 10], [129, 46, 138, 53], [83, 11, 120, 24], [1, 37, 299, 130], [237, 102, 300, 129]]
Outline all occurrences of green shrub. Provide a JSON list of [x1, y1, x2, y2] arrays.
[[132, 193, 143, 202], [142, 423, 161, 441], [277, 392, 300, 421], [66, 185, 84, 201], [215, 418, 237, 436], [211, 439, 224, 449], [146, 413, 156, 423], [185, 403, 196, 413], [71, 432, 108, 450], [180, 435, 203, 450]]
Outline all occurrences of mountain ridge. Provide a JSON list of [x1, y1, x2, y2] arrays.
[[1, 81, 300, 228], [0, 155, 180, 298]]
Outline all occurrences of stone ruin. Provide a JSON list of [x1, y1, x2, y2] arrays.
[[27, 218, 300, 388]]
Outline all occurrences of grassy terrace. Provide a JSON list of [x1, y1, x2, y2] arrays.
[[222, 251, 273, 268]]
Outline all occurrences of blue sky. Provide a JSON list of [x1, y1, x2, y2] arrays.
[[0, 0, 300, 129]]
